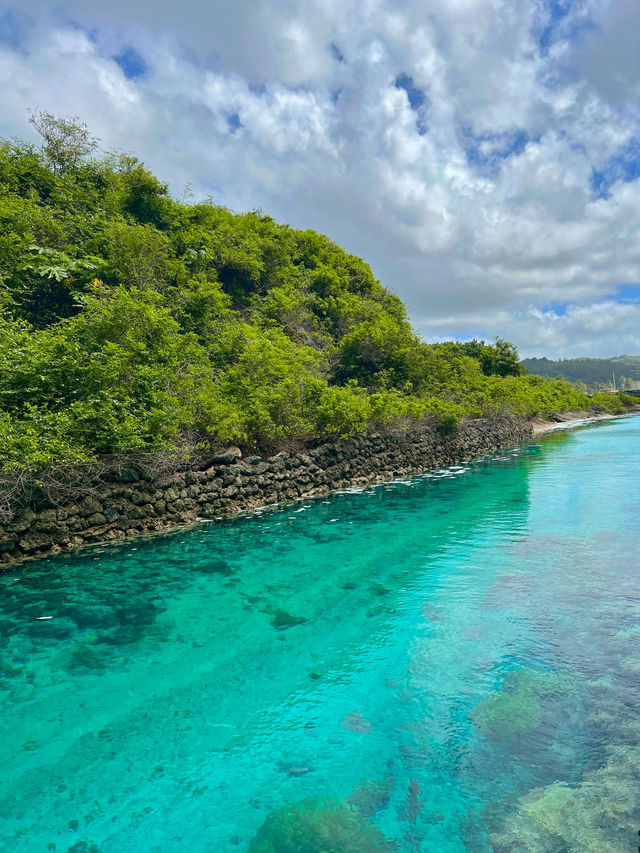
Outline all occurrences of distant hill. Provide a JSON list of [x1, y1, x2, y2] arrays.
[[522, 355, 640, 389]]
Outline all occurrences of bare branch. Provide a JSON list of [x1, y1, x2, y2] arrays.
[[28, 109, 99, 174]]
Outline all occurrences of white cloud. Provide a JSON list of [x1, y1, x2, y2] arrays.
[[502, 301, 640, 359], [1, 0, 640, 357], [575, 0, 640, 107], [420, 300, 640, 360]]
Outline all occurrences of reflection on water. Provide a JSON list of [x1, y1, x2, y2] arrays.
[[1, 417, 639, 852]]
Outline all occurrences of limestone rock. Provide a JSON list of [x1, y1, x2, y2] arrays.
[[214, 446, 242, 464]]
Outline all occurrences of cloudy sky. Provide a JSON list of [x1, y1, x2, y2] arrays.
[[1, 0, 640, 358]]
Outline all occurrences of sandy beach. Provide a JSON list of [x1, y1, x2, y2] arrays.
[[530, 408, 639, 435]]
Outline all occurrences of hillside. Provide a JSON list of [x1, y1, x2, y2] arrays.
[[0, 117, 630, 482], [522, 356, 640, 389]]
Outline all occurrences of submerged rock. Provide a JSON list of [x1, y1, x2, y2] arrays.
[[346, 777, 393, 817], [62, 604, 119, 630], [340, 713, 372, 733], [484, 572, 536, 605], [472, 683, 541, 739], [285, 766, 313, 777], [471, 668, 571, 739], [115, 601, 158, 627], [67, 841, 100, 853], [98, 624, 146, 646], [66, 643, 111, 672], [270, 610, 307, 630], [248, 797, 392, 853], [489, 746, 640, 852], [198, 557, 234, 575]]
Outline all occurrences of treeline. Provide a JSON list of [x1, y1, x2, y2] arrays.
[[0, 116, 630, 476], [522, 356, 640, 389]]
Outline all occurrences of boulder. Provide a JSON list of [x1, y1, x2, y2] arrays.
[[213, 446, 242, 464]]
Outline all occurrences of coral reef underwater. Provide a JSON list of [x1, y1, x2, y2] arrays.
[[247, 797, 392, 852], [489, 745, 640, 852]]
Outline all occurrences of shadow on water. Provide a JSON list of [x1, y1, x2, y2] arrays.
[[1, 418, 639, 852]]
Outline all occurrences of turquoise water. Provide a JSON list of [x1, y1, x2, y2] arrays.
[[1, 417, 640, 852]]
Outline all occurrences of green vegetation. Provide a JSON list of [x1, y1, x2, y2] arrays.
[[0, 116, 631, 481], [522, 355, 640, 390]]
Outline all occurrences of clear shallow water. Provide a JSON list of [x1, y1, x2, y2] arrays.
[[1, 417, 639, 853]]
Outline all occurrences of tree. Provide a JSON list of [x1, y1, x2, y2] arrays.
[[459, 338, 525, 377], [28, 110, 98, 174]]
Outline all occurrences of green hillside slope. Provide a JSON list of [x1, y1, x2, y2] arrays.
[[522, 356, 640, 389], [0, 117, 630, 479]]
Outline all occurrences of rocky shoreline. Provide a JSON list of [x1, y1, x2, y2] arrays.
[[0, 414, 533, 567], [4, 407, 638, 568]]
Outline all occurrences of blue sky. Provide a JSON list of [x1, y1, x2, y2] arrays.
[[113, 44, 147, 80], [1, 0, 640, 358]]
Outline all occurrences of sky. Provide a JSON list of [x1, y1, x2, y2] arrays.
[[1, 0, 640, 358]]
